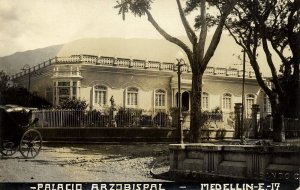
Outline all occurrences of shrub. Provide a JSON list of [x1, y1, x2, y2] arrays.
[[153, 112, 170, 127], [0, 87, 52, 108], [57, 98, 88, 111], [169, 107, 189, 127], [115, 108, 142, 127]]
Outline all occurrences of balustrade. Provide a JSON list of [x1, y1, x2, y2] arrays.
[[81, 55, 97, 63], [226, 69, 238, 76], [181, 65, 190, 72], [205, 67, 214, 74], [148, 61, 160, 69], [132, 60, 144, 68], [56, 57, 70, 63], [117, 58, 130, 67], [100, 57, 114, 65], [160, 62, 173, 71], [11, 54, 258, 80], [214, 68, 227, 75]]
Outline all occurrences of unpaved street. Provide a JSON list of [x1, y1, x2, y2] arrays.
[[0, 143, 170, 182]]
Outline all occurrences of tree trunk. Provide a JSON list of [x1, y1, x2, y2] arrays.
[[270, 99, 285, 142], [272, 113, 285, 142], [189, 72, 203, 143]]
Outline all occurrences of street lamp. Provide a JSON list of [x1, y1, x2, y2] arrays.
[[174, 51, 186, 144], [22, 64, 31, 91], [241, 49, 246, 143]]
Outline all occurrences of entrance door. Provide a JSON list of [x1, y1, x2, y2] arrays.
[[182, 91, 189, 111]]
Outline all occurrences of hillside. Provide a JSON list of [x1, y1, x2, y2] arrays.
[[0, 45, 63, 75], [57, 37, 242, 67], [0, 36, 274, 76]]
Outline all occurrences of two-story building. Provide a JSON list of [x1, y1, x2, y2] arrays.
[[10, 54, 271, 121]]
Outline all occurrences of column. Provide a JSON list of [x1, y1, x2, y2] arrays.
[[251, 104, 260, 138], [234, 103, 243, 139]]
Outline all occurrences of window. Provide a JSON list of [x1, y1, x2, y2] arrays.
[[72, 82, 77, 97], [182, 91, 190, 111], [54, 81, 79, 105], [94, 85, 107, 105], [127, 87, 138, 106], [222, 93, 232, 110], [155, 89, 166, 107], [264, 94, 271, 114], [57, 81, 71, 104], [202, 92, 209, 110], [246, 94, 255, 118]]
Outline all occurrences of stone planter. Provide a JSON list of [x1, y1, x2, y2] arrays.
[[169, 143, 300, 182]]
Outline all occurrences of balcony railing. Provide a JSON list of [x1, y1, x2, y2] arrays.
[[10, 54, 256, 80]]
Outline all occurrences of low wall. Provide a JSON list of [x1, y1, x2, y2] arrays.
[[36, 127, 183, 143], [169, 143, 300, 182], [35, 127, 234, 143]]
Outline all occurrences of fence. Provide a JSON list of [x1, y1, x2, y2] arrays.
[[284, 118, 300, 137], [32, 109, 225, 128], [32, 109, 171, 128], [260, 117, 300, 138]]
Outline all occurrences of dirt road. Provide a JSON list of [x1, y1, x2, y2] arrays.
[[0, 143, 170, 182]]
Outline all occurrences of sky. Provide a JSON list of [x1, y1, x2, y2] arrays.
[[0, 0, 190, 57], [0, 0, 280, 76]]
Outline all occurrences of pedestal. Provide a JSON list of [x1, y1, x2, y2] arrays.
[[234, 103, 242, 139], [251, 104, 260, 138], [110, 109, 117, 127]]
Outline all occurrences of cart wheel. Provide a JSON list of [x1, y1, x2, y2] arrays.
[[19, 129, 42, 159], [1, 141, 18, 156]]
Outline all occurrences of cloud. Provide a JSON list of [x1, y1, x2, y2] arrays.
[[0, 0, 174, 57], [0, 0, 233, 60]]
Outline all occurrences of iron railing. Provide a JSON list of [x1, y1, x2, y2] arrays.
[[260, 117, 300, 138], [32, 109, 225, 128], [32, 109, 171, 128]]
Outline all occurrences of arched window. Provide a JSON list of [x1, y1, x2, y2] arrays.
[[155, 89, 166, 107], [202, 92, 209, 110], [127, 87, 138, 106], [94, 85, 107, 105], [222, 93, 232, 110], [246, 94, 255, 118], [263, 94, 271, 114]]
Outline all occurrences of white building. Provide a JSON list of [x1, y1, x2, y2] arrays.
[[11, 54, 271, 119]]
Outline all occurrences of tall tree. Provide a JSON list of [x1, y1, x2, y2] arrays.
[[0, 71, 10, 105], [0, 70, 10, 91], [225, 0, 300, 142], [114, 0, 236, 142], [0, 71, 51, 108]]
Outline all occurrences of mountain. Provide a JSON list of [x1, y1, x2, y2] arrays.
[[57, 37, 242, 67], [57, 38, 190, 62], [0, 45, 63, 75], [0, 36, 275, 76]]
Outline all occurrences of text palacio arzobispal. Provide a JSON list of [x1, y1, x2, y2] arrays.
[[32, 182, 283, 190], [33, 183, 166, 190]]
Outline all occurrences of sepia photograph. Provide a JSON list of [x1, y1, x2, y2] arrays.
[[0, 0, 299, 189]]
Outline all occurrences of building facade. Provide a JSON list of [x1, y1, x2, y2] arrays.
[[10, 54, 271, 119]]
